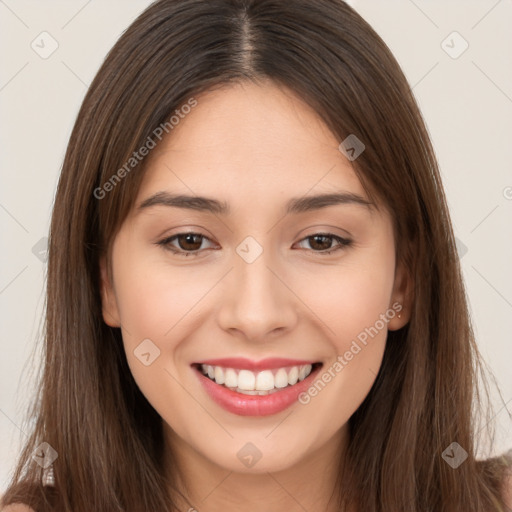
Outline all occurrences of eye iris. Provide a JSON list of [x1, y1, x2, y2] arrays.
[[309, 235, 332, 251], [178, 233, 203, 251], [168, 233, 343, 253]]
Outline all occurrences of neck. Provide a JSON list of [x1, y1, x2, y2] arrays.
[[163, 423, 351, 512]]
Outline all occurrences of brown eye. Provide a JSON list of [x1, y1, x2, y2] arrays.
[[296, 233, 352, 255], [157, 232, 214, 256], [308, 235, 334, 251], [174, 233, 204, 251]]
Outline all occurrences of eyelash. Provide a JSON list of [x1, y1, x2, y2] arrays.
[[156, 232, 353, 257]]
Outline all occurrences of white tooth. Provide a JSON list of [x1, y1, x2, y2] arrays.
[[237, 388, 258, 395], [274, 368, 289, 388], [225, 368, 238, 388], [202, 364, 315, 389], [257, 390, 270, 395], [255, 370, 274, 391], [288, 366, 299, 385], [238, 369, 256, 390], [214, 366, 225, 385]]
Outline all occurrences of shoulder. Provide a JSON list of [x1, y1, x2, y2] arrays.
[[501, 448, 512, 509], [503, 471, 512, 509], [1, 506, 36, 512]]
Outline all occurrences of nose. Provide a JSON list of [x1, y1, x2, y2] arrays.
[[216, 245, 298, 341]]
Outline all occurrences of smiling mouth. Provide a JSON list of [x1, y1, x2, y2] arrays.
[[192, 362, 323, 396]]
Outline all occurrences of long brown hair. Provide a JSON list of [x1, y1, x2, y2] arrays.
[[2, 0, 511, 510]]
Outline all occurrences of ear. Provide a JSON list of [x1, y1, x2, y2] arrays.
[[99, 256, 121, 328], [387, 259, 413, 331]]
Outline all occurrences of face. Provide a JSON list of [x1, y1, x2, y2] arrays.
[[100, 80, 410, 477]]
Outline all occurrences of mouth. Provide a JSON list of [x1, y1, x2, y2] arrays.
[[191, 359, 323, 416]]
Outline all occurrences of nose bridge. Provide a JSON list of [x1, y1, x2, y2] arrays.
[[216, 234, 297, 339]]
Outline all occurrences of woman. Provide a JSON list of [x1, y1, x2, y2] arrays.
[[2, 0, 511, 510]]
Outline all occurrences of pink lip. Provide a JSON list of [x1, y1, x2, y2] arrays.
[[194, 357, 317, 371], [192, 362, 322, 417]]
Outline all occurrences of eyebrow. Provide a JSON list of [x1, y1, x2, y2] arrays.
[[137, 191, 373, 215]]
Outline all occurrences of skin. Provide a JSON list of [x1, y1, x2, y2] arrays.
[[100, 80, 412, 512]]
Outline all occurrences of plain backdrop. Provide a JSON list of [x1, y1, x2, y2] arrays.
[[1, 0, 511, 493]]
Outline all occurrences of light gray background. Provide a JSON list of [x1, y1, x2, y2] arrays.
[[1, 0, 511, 494]]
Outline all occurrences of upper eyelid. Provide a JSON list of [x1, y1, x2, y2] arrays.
[[160, 231, 348, 242], [159, 231, 350, 251], [160, 232, 216, 245]]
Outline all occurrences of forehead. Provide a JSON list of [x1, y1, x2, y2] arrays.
[[137, 81, 367, 207]]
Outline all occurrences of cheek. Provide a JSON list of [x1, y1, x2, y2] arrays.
[[112, 249, 213, 345], [110, 254, 204, 426], [293, 244, 396, 429], [297, 246, 396, 352], [324, 275, 391, 340]]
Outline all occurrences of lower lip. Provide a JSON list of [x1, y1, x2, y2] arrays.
[[193, 364, 322, 416]]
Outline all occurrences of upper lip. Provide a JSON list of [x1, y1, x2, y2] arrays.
[[193, 357, 320, 371]]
